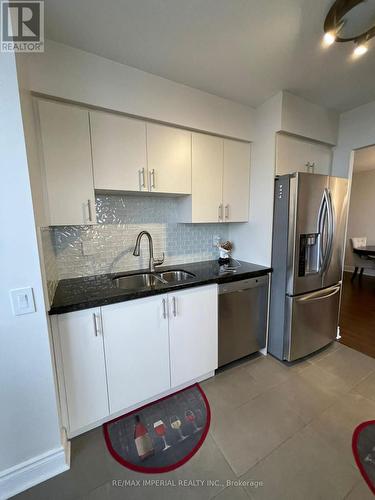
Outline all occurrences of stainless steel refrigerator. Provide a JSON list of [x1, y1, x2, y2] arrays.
[[269, 172, 349, 361]]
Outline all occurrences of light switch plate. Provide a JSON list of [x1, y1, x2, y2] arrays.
[[10, 287, 36, 316]]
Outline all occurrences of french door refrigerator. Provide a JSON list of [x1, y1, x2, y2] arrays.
[[269, 172, 349, 361]]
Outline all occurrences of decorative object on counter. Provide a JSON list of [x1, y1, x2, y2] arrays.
[[103, 384, 210, 473], [352, 420, 375, 495], [217, 240, 233, 264]]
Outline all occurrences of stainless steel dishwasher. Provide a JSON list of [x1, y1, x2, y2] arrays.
[[218, 275, 269, 367]]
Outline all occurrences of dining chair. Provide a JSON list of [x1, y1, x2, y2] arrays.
[[350, 237, 375, 280]]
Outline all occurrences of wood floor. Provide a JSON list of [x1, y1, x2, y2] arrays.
[[339, 271, 375, 359]]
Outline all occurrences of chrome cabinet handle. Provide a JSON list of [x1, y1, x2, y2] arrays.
[[162, 298, 167, 319], [93, 313, 100, 336], [305, 162, 315, 174], [87, 199, 93, 222], [172, 296, 177, 317], [225, 204, 229, 220], [150, 169, 156, 189], [139, 168, 146, 189], [218, 204, 223, 222]]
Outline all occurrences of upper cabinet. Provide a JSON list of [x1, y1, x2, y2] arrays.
[[36, 99, 251, 225], [180, 134, 250, 223], [276, 133, 332, 176], [91, 116, 191, 195], [90, 112, 147, 192], [223, 139, 250, 222], [37, 100, 96, 226], [146, 124, 191, 194], [191, 133, 223, 223]]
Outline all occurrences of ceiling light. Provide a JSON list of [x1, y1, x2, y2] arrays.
[[323, 31, 336, 46], [353, 42, 368, 57], [323, 1, 375, 58]]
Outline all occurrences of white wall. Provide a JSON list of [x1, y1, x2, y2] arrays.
[[345, 169, 375, 271], [230, 93, 283, 265], [281, 91, 338, 146], [0, 52, 66, 498], [332, 100, 375, 178], [18, 40, 255, 141]]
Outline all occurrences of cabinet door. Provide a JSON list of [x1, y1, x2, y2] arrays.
[[57, 308, 109, 433], [276, 133, 332, 176], [169, 285, 218, 388], [102, 296, 170, 414], [276, 134, 310, 175], [90, 112, 147, 192], [38, 100, 96, 226], [147, 123, 191, 194], [309, 142, 332, 175], [191, 133, 223, 222], [223, 139, 250, 222]]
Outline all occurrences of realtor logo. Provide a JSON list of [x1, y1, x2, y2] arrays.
[[1, 0, 44, 52]]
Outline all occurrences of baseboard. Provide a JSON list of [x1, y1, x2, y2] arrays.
[[0, 446, 69, 499]]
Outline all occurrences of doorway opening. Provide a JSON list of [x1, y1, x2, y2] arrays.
[[339, 144, 375, 358]]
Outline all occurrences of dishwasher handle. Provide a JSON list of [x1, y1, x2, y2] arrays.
[[219, 275, 269, 295]]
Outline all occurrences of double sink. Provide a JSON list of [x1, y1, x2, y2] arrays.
[[113, 269, 196, 290]]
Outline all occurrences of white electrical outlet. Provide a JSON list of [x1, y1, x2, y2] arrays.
[[10, 287, 36, 316]]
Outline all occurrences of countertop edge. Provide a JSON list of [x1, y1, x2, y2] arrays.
[[49, 263, 272, 315]]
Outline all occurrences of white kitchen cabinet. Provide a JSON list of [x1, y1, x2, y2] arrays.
[[276, 133, 332, 176], [56, 308, 109, 433], [101, 295, 171, 414], [179, 133, 223, 223], [168, 285, 218, 387], [37, 100, 96, 226], [223, 139, 250, 222], [179, 133, 251, 223], [90, 112, 148, 192], [52, 284, 218, 436], [191, 133, 223, 222], [146, 123, 191, 194]]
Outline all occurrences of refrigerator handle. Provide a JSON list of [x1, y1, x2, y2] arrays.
[[296, 284, 341, 303], [327, 189, 335, 260], [320, 189, 334, 274], [317, 191, 328, 271]]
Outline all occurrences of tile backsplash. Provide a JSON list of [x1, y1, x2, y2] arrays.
[[42, 194, 229, 283]]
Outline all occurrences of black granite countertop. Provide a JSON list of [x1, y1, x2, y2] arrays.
[[49, 259, 272, 315]]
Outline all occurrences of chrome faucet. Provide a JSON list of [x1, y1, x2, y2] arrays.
[[133, 231, 165, 272]]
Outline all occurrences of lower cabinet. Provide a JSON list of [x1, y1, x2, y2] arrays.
[[169, 285, 218, 387], [53, 284, 218, 436], [101, 295, 170, 414], [55, 307, 109, 433]]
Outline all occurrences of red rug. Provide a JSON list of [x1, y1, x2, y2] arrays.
[[103, 383, 210, 473], [352, 420, 375, 495]]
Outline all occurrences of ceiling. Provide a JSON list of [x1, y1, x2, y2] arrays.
[[354, 146, 375, 172], [44, 0, 375, 112]]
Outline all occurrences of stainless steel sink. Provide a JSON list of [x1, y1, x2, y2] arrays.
[[113, 273, 165, 289], [158, 270, 196, 283], [113, 269, 196, 290]]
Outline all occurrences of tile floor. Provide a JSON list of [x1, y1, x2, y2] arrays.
[[14, 342, 375, 500]]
